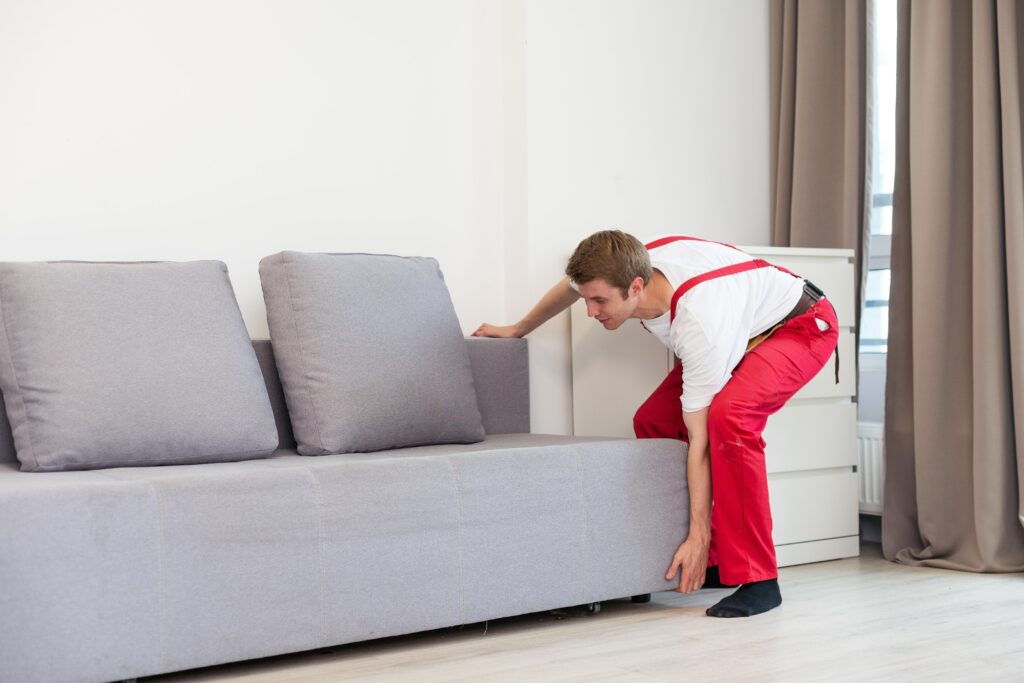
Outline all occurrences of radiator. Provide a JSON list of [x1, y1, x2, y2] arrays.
[[858, 422, 885, 514]]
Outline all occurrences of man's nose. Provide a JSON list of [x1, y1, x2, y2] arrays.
[[586, 302, 598, 317]]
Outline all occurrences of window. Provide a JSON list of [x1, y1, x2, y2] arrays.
[[861, 0, 896, 355], [858, 0, 897, 423]]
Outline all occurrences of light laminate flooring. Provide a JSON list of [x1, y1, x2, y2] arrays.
[[149, 542, 1024, 682]]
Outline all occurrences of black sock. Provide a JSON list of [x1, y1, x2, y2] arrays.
[[702, 565, 736, 589], [706, 579, 782, 617]]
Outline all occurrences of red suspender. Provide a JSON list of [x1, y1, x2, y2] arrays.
[[645, 235, 736, 251], [644, 236, 802, 324], [668, 260, 773, 323]]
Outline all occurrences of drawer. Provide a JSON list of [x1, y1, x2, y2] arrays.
[[768, 469, 859, 546], [763, 402, 857, 473], [776, 536, 860, 567]]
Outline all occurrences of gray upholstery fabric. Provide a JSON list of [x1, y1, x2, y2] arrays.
[[0, 387, 13, 466], [0, 467, 163, 683], [0, 261, 278, 471], [0, 337, 527, 464], [315, 457, 462, 643], [103, 463, 323, 673], [259, 252, 484, 454], [252, 338, 530, 447], [465, 337, 530, 435], [252, 340, 296, 449], [0, 328, 685, 682], [0, 435, 687, 683]]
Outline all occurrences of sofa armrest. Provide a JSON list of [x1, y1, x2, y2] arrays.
[[465, 337, 530, 434]]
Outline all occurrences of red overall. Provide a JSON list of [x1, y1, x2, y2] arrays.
[[633, 237, 840, 585]]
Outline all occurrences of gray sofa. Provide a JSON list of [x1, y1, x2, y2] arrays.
[[0, 257, 689, 683]]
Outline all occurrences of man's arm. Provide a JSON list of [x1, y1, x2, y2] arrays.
[[665, 407, 711, 593], [472, 276, 580, 338]]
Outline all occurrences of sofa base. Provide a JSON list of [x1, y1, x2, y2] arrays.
[[0, 434, 688, 683]]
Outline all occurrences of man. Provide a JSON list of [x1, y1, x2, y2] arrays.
[[473, 230, 839, 618]]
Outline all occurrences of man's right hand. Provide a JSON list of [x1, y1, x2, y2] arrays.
[[471, 276, 579, 340], [471, 323, 522, 338]]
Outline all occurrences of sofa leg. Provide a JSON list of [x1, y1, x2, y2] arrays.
[[548, 602, 602, 618], [631, 593, 651, 603]]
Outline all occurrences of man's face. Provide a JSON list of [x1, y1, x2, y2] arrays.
[[578, 278, 639, 330]]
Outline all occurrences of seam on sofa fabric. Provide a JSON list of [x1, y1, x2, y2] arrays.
[[308, 469, 329, 647], [280, 253, 327, 454], [446, 457, 466, 625], [0, 277, 38, 470], [151, 479, 168, 673], [574, 448, 588, 602]]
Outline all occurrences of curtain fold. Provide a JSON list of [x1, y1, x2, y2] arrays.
[[883, 0, 1024, 572], [770, 0, 870, 354], [770, 0, 869, 254]]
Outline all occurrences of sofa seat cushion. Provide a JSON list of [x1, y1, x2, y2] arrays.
[[0, 260, 279, 471], [0, 434, 687, 683], [259, 252, 485, 455]]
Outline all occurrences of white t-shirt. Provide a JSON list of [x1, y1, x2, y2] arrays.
[[641, 238, 804, 412]]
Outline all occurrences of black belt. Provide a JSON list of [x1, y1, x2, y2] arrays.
[[782, 283, 823, 324]]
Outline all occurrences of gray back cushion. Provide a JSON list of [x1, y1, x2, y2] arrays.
[[260, 252, 484, 454], [0, 261, 279, 472]]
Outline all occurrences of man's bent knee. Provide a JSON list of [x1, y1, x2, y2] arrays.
[[707, 397, 742, 441], [634, 407, 687, 441], [633, 409, 659, 439]]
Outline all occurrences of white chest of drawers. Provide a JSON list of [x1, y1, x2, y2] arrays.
[[570, 246, 859, 567]]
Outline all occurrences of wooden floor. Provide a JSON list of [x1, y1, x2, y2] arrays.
[[150, 542, 1024, 682]]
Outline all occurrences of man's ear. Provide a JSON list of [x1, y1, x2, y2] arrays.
[[629, 276, 645, 298]]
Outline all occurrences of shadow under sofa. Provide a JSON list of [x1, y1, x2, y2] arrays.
[[0, 337, 690, 683]]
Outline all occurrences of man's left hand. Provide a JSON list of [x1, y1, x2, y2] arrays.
[[665, 534, 710, 594]]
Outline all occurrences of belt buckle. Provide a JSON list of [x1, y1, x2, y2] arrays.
[[804, 279, 825, 302]]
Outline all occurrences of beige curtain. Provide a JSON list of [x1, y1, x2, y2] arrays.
[[883, 0, 1024, 572], [770, 0, 869, 254]]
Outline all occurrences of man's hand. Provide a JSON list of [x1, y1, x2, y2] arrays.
[[471, 323, 522, 338], [665, 534, 710, 594], [472, 277, 579, 339]]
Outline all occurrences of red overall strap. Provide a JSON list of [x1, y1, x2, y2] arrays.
[[645, 235, 802, 280], [645, 236, 803, 322], [668, 260, 773, 323], [645, 235, 737, 251]]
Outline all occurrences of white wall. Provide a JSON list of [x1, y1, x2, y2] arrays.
[[0, 0, 505, 339], [0, 0, 771, 435], [514, 0, 772, 433]]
